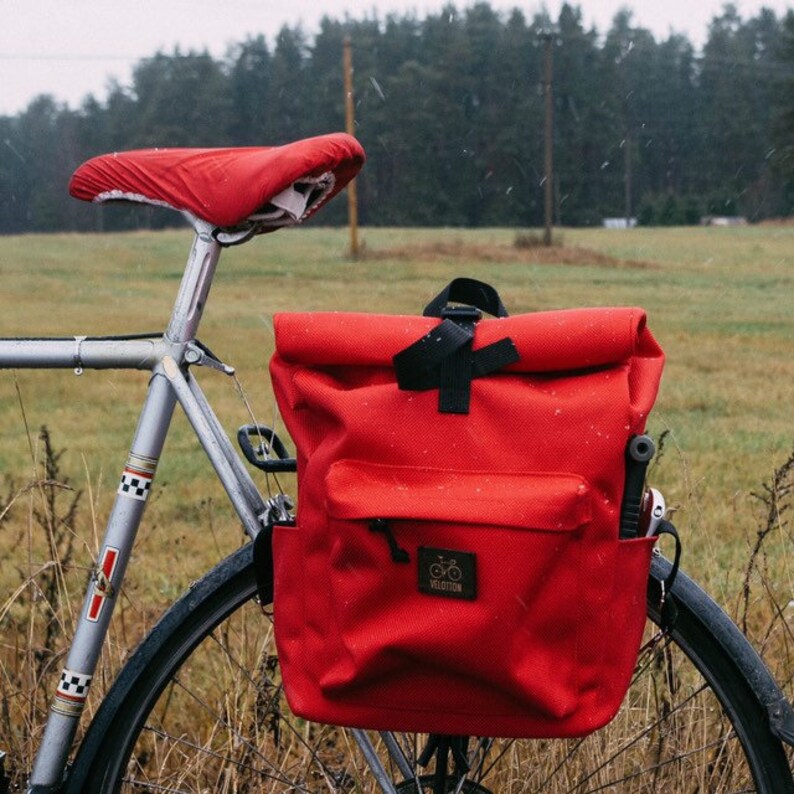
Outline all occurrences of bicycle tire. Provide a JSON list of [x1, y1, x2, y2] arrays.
[[66, 544, 794, 793]]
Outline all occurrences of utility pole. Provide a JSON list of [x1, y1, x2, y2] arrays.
[[624, 132, 632, 227], [542, 33, 554, 247], [343, 35, 360, 259]]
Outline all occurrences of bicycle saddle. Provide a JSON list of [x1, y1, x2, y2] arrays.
[[69, 132, 365, 237]]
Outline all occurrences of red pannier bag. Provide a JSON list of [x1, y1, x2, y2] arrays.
[[269, 278, 665, 738]]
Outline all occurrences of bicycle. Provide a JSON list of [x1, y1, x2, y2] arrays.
[[1, 131, 793, 793]]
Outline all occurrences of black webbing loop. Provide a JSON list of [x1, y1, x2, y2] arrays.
[[253, 525, 275, 605], [652, 518, 682, 628], [423, 278, 509, 319]]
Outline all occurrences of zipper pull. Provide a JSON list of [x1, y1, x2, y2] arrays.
[[369, 519, 410, 564]]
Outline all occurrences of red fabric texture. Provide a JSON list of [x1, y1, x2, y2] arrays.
[[68, 133, 364, 228], [269, 305, 664, 738]]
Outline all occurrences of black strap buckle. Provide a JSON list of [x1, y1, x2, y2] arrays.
[[441, 305, 482, 323]]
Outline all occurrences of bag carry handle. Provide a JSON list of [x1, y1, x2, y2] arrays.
[[423, 277, 510, 319]]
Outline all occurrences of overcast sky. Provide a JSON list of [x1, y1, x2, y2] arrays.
[[1, 0, 790, 116]]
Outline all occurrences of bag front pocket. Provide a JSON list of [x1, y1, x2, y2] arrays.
[[321, 460, 592, 722]]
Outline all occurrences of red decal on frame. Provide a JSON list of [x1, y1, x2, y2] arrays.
[[86, 545, 119, 623]]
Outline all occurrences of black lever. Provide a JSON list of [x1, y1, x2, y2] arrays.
[[619, 434, 656, 539], [237, 425, 297, 473]]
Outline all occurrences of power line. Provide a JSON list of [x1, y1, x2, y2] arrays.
[[0, 54, 146, 62]]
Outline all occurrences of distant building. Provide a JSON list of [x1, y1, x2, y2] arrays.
[[700, 216, 748, 227], [602, 217, 638, 229]]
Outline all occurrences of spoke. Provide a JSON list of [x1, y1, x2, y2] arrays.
[[465, 738, 496, 786], [527, 737, 589, 794], [553, 683, 712, 793], [573, 733, 742, 794], [477, 739, 515, 782], [122, 780, 192, 793], [531, 628, 713, 794], [199, 622, 349, 787], [143, 656, 344, 792], [525, 639, 674, 793], [133, 724, 316, 793]]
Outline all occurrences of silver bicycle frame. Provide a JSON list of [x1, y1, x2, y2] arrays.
[[1, 224, 269, 791], [6, 221, 411, 794]]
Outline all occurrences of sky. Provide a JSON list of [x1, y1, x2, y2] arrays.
[[1, 0, 791, 116]]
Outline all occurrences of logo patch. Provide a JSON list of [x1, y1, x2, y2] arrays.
[[418, 547, 476, 601]]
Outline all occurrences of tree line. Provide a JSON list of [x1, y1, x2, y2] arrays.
[[1, 2, 793, 233]]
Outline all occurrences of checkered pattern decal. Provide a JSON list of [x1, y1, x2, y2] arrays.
[[56, 669, 92, 702], [119, 470, 152, 500], [117, 452, 157, 502], [52, 668, 92, 718]]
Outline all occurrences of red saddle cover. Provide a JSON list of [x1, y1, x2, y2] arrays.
[[269, 298, 664, 738], [69, 132, 365, 229]]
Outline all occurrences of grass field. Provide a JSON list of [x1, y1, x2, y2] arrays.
[[0, 223, 792, 785]]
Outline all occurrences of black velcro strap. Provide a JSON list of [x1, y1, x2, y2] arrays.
[[439, 335, 475, 414], [396, 279, 518, 413], [393, 320, 473, 391], [394, 327, 519, 413], [438, 309, 478, 414], [472, 337, 520, 378]]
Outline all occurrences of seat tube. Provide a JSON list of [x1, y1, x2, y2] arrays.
[[29, 231, 222, 790]]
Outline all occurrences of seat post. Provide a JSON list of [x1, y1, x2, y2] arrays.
[[166, 223, 223, 344]]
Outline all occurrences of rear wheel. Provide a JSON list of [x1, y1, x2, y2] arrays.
[[67, 544, 794, 793]]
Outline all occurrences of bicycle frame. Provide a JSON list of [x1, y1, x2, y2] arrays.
[[0, 223, 270, 791]]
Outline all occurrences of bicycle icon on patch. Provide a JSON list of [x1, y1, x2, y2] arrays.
[[429, 555, 463, 582]]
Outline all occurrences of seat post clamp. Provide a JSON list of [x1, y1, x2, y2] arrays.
[[73, 335, 87, 376]]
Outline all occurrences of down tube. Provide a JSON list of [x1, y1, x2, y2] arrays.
[[28, 369, 177, 792]]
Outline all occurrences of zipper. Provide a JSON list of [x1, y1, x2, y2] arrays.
[[369, 518, 410, 564]]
